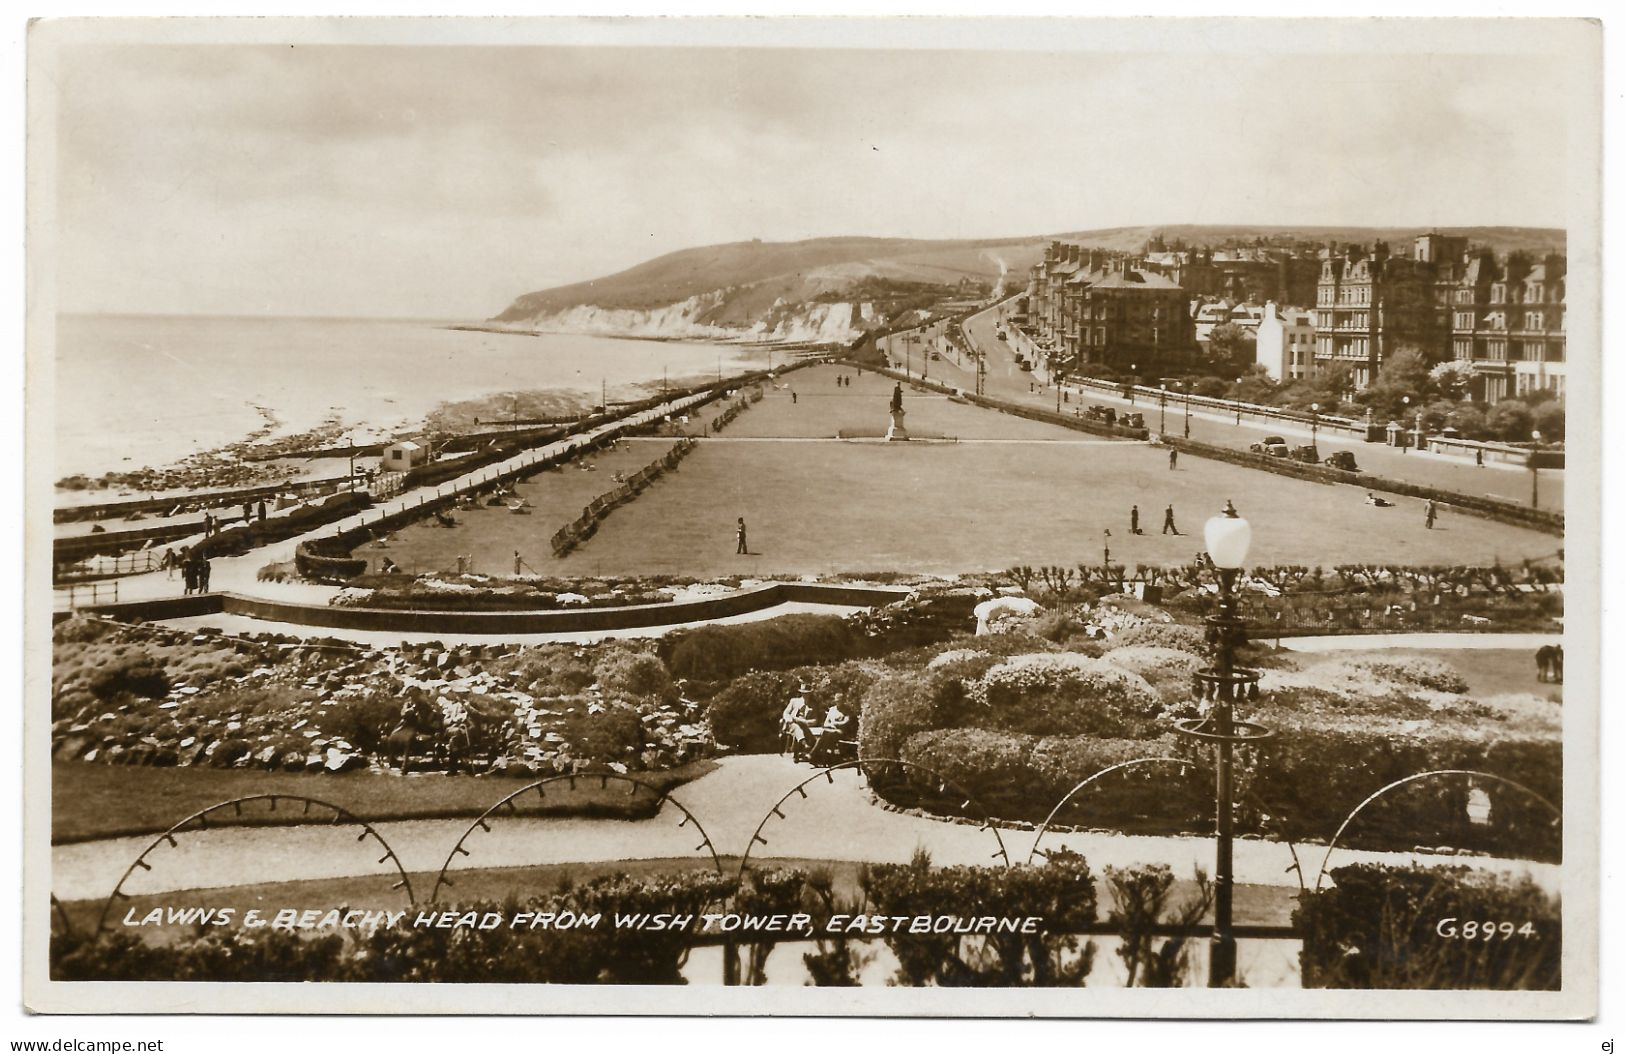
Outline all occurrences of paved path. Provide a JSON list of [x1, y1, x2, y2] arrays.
[[52, 754, 1557, 904], [956, 302, 1565, 509]]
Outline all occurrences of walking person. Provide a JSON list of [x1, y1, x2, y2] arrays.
[[1130, 505, 1140, 535], [1424, 499, 1438, 530], [736, 517, 749, 555], [181, 553, 198, 596], [1162, 504, 1179, 536], [1168, 448, 1178, 470], [242, 501, 253, 524], [198, 555, 212, 594], [791, 390, 798, 404]]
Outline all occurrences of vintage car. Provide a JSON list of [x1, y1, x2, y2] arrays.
[[1324, 450, 1360, 472], [1084, 405, 1118, 424], [1249, 435, 1290, 457], [1119, 412, 1146, 429], [1289, 444, 1320, 463]]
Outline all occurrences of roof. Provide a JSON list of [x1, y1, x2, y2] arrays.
[[1088, 269, 1182, 290], [387, 440, 424, 451]]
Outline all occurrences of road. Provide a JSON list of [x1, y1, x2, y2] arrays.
[[954, 302, 1565, 510]]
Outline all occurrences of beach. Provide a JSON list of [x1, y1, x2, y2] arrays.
[[52, 313, 770, 486]]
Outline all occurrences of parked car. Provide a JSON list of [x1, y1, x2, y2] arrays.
[[1085, 405, 1118, 425], [1324, 450, 1360, 472], [996, 330, 1008, 341], [1250, 435, 1290, 457], [1289, 444, 1320, 464], [1120, 412, 1146, 429]]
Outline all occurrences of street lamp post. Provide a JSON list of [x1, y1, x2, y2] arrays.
[[1184, 382, 1191, 439], [1160, 383, 1168, 435], [1529, 429, 1542, 509], [1129, 363, 1138, 404], [1400, 396, 1411, 454], [1173, 500, 1272, 988], [1310, 403, 1320, 454]]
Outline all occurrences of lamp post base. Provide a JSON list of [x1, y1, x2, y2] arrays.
[[1209, 934, 1237, 988]]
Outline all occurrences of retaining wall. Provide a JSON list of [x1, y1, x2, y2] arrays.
[[212, 581, 909, 635]]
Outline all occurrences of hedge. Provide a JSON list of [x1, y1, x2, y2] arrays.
[[665, 613, 860, 681], [1297, 864, 1560, 989]]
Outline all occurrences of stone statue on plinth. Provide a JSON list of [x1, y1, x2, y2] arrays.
[[886, 381, 909, 441]]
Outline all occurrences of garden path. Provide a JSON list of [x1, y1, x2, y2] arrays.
[[53, 755, 1558, 904]]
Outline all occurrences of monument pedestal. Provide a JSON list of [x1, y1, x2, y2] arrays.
[[885, 407, 909, 442]]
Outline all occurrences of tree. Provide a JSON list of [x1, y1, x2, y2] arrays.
[[1206, 322, 1256, 372], [1485, 400, 1535, 442], [1360, 347, 1434, 419], [1529, 400, 1565, 442], [1428, 360, 1474, 402], [1229, 364, 1280, 405]]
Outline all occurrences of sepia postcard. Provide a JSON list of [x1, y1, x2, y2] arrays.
[[21, 15, 1603, 1018]]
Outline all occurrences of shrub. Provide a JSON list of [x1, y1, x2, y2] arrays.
[[861, 853, 1099, 986], [971, 655, 1162, 738], [497, 646, 597, 697], [53, 617, 118, 645], [1336, 656, 1469, 694], [310, 692, 404, 754], [899, 727, 1039, 813], [1098, 645, 1203, 702], [1297, 864, 1560, 989], [859, 667, 972, 762], [594, 647, 676, 704], [1110, 622, 1208, 654], [666, 614, 859, 681], [86, 651, 170, 701]]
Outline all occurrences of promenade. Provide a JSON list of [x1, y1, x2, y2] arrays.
[[953, 302, 1566, 510], [53, 385, 731, 613]]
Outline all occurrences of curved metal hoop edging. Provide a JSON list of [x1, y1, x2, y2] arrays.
[[1313, 769, 1562, 892], [429, 773, 723, 903], [50, 894, 75, 940], [1025, 756, 1196, 865], [737, 757, 1011, 880], [96, 795, 415, 934], [1026, 755, 1311, 894]]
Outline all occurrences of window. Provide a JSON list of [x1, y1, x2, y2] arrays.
[[1526, 311, 1544, 331]]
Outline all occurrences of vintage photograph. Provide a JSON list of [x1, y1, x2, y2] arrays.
[[23, 17, 1601, 1016]]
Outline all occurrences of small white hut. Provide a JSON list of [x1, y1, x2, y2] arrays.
[[382, 440, 427, 471]]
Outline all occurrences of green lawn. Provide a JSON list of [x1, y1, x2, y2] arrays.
[[342, 362, 1558, 579], [51, 759, 716, 845]]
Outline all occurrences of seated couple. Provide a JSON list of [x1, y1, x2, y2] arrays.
[[780, 687, 852, 764]]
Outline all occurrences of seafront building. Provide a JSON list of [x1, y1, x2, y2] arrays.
[[1254, 302, 1317, 382], [1023, 233, 1565, 403], [1024, 242, 1196, 376]]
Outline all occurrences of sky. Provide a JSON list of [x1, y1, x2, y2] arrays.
[[44, 25, 1589, 319]]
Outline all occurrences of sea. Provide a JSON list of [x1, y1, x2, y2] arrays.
[[50, 313, 769, 480]]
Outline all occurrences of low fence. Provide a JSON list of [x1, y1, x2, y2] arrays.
[[710, 385, 765, 434], [53, 550, 162, 584], [550, 438, 700, 557], [1069, 375, 1367, 439], [1162, 436, 1564, 535]]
